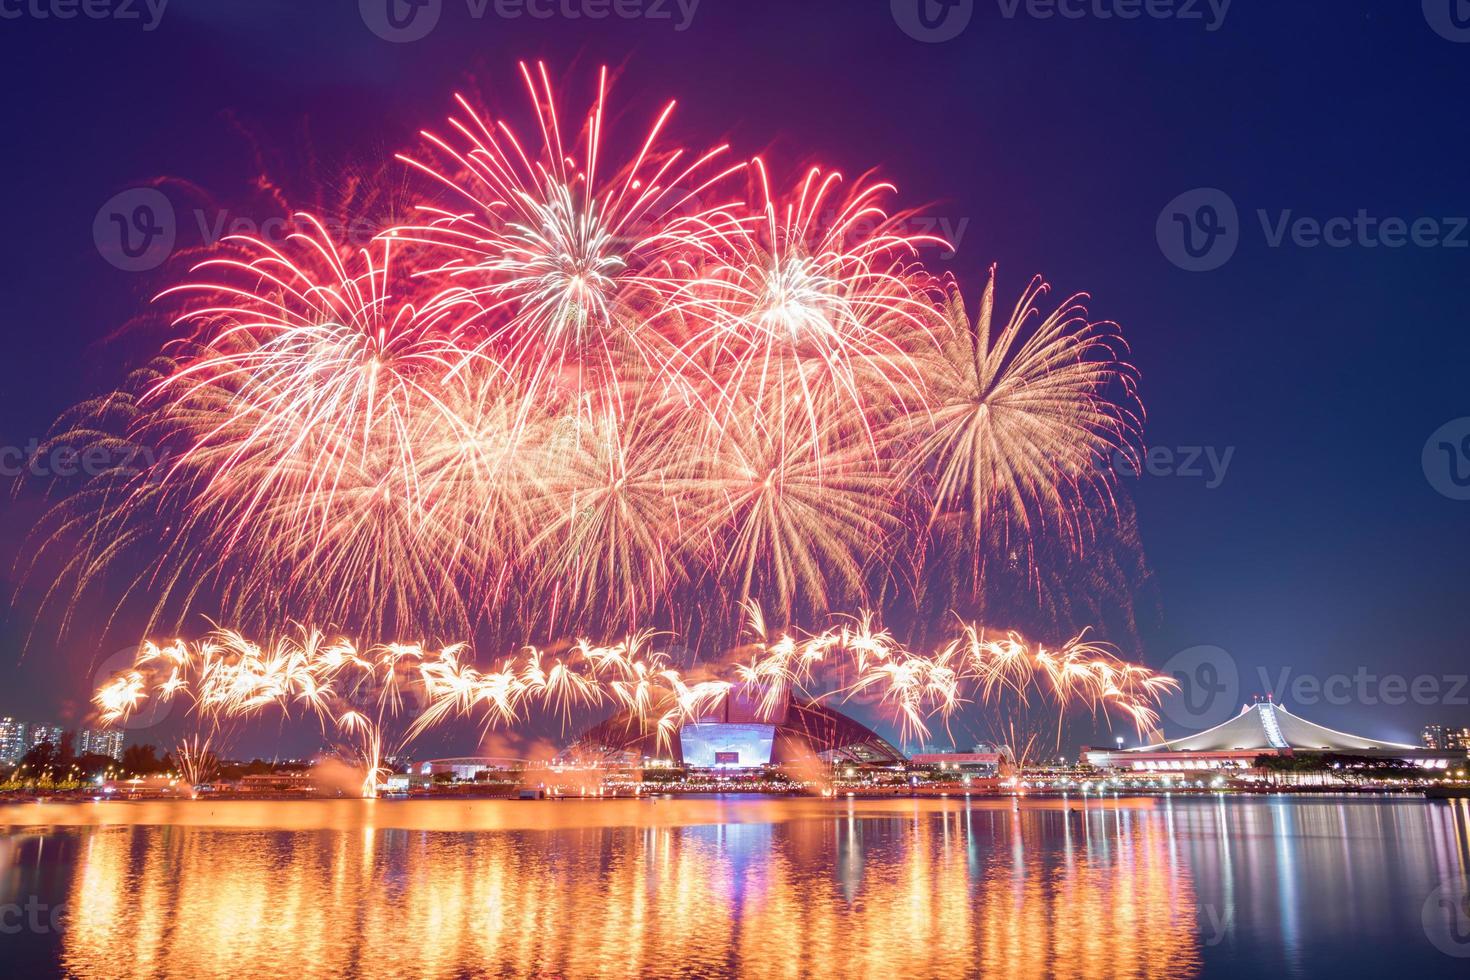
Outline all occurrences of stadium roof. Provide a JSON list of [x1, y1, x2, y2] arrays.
[[571, 696, 906, 767], [1134, 701, 1418, 754]]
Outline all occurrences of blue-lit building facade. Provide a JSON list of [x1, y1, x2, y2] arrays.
[[570, 696, 906, 772]]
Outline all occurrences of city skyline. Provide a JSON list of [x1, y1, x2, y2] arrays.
[[0, 716, 124, 764]]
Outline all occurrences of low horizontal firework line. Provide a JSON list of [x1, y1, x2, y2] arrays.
[[92, 607, 1176, 796]]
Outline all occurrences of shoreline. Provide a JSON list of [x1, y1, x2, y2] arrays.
[[0, 783, 1443, 807]]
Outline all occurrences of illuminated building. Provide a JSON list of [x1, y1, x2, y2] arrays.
[[0, 721, 124, 764], [1086, 699, 1458, 772], [1, 719, 73, 765], [76, 728, 125, 761], [570, 696, 906, 772], [26, 723, 63, 753], [416, 758, 525, 781], [384, 772, 433, 793], [1421, 724, 1470, 754], [910, 743, 1016, 777], [238, 772, 316, 792], [0, 717, 25, 764]]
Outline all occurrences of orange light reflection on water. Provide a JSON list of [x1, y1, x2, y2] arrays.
[[6, 798, 1203, 979]]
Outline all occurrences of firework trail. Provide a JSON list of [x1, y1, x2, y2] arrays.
[[94, 628, 467, 796], [174, 734, 220, 787], [93, 608, 1175, 793]]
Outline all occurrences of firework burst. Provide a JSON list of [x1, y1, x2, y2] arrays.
[[32, 62, 1155, 740], [675, 161, 941, 439], [397, 62, 747, 407], [898, 266, 1142, 553], [138, 220, 479, 634]]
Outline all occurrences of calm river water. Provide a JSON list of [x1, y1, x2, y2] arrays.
[[2, 795, 1469, 978]]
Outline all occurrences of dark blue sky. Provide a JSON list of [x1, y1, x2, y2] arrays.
[[1, 0, 1467, 753]]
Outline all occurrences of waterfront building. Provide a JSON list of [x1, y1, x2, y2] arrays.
[[383, 772, 433, 793], [1086, 699, 1459, 771], [416, 758, 526, 781], [910, 743, 1015, 777], [238, 772, 316, 792], [569, 695, 906, 772]]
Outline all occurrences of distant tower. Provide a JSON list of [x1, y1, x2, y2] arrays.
[[0, 718, 25, 765], [77, 728, 126, 761], [1422, 724, 1449, 750]]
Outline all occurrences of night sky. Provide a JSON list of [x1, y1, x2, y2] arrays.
[[1, 0, 1467, 755]]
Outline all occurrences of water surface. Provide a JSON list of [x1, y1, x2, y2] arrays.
[[3, 795, 1468, 978]]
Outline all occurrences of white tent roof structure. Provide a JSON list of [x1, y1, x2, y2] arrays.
[[1134, 701, 1418, 754]]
